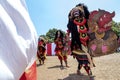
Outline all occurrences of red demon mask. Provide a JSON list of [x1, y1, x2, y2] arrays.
[[97, 9, 115, 32]]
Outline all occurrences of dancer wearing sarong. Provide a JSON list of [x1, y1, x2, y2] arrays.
[[54, 30, 69, 68], [37, 37, 46, 65]]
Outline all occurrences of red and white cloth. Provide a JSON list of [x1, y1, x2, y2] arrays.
[[46, 43, 56, 56], [0, 0, 37, 80], [46, 43, 71, 56]]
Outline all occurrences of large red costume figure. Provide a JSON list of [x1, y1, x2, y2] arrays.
[[67, 3, 94, 76], [88, 9, 118, 56]]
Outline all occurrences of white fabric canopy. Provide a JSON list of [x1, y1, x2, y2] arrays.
[[0, 0, 37, 79]]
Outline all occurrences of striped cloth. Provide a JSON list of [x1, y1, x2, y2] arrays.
[[46, 43, 56, 56], [46, 43, 71, 56]]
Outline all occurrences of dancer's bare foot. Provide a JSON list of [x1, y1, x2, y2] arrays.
[[88, 70, 92, 77], [66, 65, 70, 68], [60, 65, 63, 67]]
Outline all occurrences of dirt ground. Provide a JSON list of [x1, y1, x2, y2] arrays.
[[37, 53, 120, 80]]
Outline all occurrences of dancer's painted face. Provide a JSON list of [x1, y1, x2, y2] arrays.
[[57, 31, 60, 37]]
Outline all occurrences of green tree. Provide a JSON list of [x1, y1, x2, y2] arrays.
[[39, 28, 65, 43], [46, 28, 57, 43], [112, 21, 120, 37]]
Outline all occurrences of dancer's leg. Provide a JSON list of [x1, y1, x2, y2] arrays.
[[77, 62, 82, 75], [83, 64, 92, 76]]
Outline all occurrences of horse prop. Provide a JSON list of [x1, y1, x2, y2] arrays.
[[88, 9, 119, 56]]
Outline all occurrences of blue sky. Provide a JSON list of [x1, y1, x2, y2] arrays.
[[26, 0, 120, 36]]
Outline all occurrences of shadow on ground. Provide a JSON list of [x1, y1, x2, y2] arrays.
[[58, 73, 95, 80], [47, 65, 68, 70], [36, 63, 43, 67]]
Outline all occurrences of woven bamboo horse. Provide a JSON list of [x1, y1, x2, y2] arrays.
[[88, 9, 118, 56], [67, 3, 94, 76]]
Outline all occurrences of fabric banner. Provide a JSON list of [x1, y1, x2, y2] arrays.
[[51, 43, 56, 56], [20, 61, 37, 80], [46, 43, 52, 56], [46, 43, 56, 56], [46, 43, 71, 56], [0, 0, 37, 80]]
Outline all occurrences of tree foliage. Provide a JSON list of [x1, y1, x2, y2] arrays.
[[112, 21, 120, 37], [39, 28, 65, 43]]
